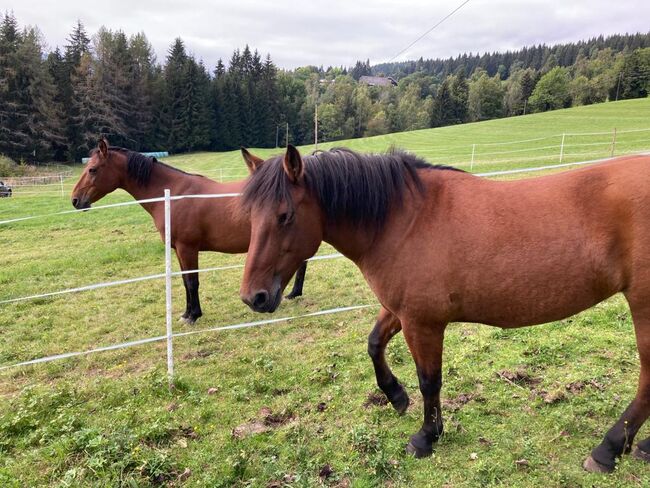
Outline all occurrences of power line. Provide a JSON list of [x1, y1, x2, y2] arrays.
[[387, 0, 472, 63]]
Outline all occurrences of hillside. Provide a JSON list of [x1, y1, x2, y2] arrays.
[[158, 98, 650, 183]]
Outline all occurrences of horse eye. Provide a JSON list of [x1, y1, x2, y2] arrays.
[[278, 213, 288, 225], [88, 167, 97, 174]]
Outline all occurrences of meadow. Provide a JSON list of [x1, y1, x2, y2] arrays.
[[1, 98, 650, 487]]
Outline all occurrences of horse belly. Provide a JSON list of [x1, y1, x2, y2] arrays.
[[456, 243, 625, 328]]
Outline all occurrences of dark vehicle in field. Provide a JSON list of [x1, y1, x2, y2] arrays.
[[0, 181, 11, 197]]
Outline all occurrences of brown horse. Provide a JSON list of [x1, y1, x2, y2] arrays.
[[239, 145, 650, 473], [71, 138, 307, 324]]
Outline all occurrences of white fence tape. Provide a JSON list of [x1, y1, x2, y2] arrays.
[[2, 142, 649, 377], [0, 193, 241, 226], [0, 254, 344, 306], [0, 304, 374, 372]]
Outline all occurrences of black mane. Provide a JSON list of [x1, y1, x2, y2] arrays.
[[90, 146, 193, 186], [242, 147, 462, 231]]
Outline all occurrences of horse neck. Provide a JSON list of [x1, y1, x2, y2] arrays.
[[321, 178, 429, 266], [119, 161, 193, 213], [322, 220, 386, 264]]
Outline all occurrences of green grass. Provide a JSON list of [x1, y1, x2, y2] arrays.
[[1, 99, 650, 487]]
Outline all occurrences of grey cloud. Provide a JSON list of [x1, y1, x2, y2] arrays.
[[8, 0, 650, 70]]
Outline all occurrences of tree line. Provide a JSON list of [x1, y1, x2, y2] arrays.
[[0, 13, 648, 163]]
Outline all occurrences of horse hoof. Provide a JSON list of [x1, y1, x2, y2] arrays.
[[180, 316, 196, 325], [406, 440, 432, 459], [285, 292, 301, 300], [390, 389, 410, 415], [632, 446, 650, 463], [582, 455, 614, 473]]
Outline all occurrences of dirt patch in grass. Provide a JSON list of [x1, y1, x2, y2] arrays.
[[565, 379, 605, 394], [497, 368, 542, 388], [363, 391, 389, 408], [443, 392, 479, 412], [181, 349, 214, 360], [232, 407, 295, 439]]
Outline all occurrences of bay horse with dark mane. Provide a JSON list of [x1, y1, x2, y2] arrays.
[[71, 138, 307, 324], [239, 144, 650, 473]]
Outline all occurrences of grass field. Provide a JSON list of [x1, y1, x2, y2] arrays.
[[1, 99, 650, 487]]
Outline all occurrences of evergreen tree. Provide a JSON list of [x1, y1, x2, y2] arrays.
[[163, 38, 188, 152], [181, 58, 213, 151], [0, 13, 29, 158], [17, 27, 66, 160], [431, 77, 456, 127], [62, 20, 91, 160]]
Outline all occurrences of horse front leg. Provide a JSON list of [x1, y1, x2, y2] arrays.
[[285, 261, 307, 299], [367, 307, 409, 414], [175, 245, 202, 325], [402, 321, 446, 458], [584, 294, 650, 472]]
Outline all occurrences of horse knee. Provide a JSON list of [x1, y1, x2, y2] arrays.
[[367, 334, 382, 360], [417, 370, 442, 397]]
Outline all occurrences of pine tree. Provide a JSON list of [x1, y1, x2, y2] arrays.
[[211, 59, 229, 150], [62, 20, 91, 160], [163, 38, 188, 152], [128, 32, 157, 150], [181, 58, 212, 151], [431, 77, 455, 127], [0, 13, 29, 158], [17, 27, 66, 160]]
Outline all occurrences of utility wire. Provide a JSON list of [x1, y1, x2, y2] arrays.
[[387, 0, 472, 63]]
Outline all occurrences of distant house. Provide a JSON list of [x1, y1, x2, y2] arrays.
[[359, 75, 398, 87]]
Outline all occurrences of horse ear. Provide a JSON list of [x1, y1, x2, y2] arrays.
[[98, 137, 109, 159], [241, 147, 264, 174], [283, 144, 304, 183]]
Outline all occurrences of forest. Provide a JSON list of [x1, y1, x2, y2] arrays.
[[0, 12, 648, 163]]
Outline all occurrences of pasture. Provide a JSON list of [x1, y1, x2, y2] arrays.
[[1, 98, 650, 486]]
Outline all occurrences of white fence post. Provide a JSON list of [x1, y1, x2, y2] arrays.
[[470, 144, 476, 171], [164, 189, 174, 386], [611, 128, 617, 157], [559, 133, 566, 163], [59, 175, 64, 197]]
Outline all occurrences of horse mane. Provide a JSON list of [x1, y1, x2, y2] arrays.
[[242, 147, 462, 231], [90, 146, 195, 186]]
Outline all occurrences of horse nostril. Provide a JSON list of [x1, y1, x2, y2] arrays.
[[252, 290, 269, 310], [72, 198, 79, 208]]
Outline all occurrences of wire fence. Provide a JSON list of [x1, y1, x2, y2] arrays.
[[2, 128, 647, 197], [1, 147, 649, 383], [0, 187, 353, 381]]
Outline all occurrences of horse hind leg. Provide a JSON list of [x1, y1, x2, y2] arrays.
[[584, 293, 650, 473], [367, 307, 409, 414], [175, 246, 202, 325]]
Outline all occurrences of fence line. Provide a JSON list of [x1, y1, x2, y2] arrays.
[[0, 304, 374, 372], [474, 155, 626, 177], [3, 146, 650, 226], [0, 254, 344, 306], [2, 147, 650, 378], [0, 193, 242, 226]]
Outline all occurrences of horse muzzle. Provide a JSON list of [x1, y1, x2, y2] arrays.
[[241, 277, 283, 313], [71, 197, 91, 210]]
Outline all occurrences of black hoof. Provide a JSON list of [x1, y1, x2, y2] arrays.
[[389, 387, 410, 415], [406, 441, 432, 458], [583, 455, 614, 474], [406, 433, 433, 458], [632, 446, 650, 463], [285, 291, 302, 300]]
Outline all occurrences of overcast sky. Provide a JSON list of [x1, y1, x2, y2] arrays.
[[7, 0, 650, 70]]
